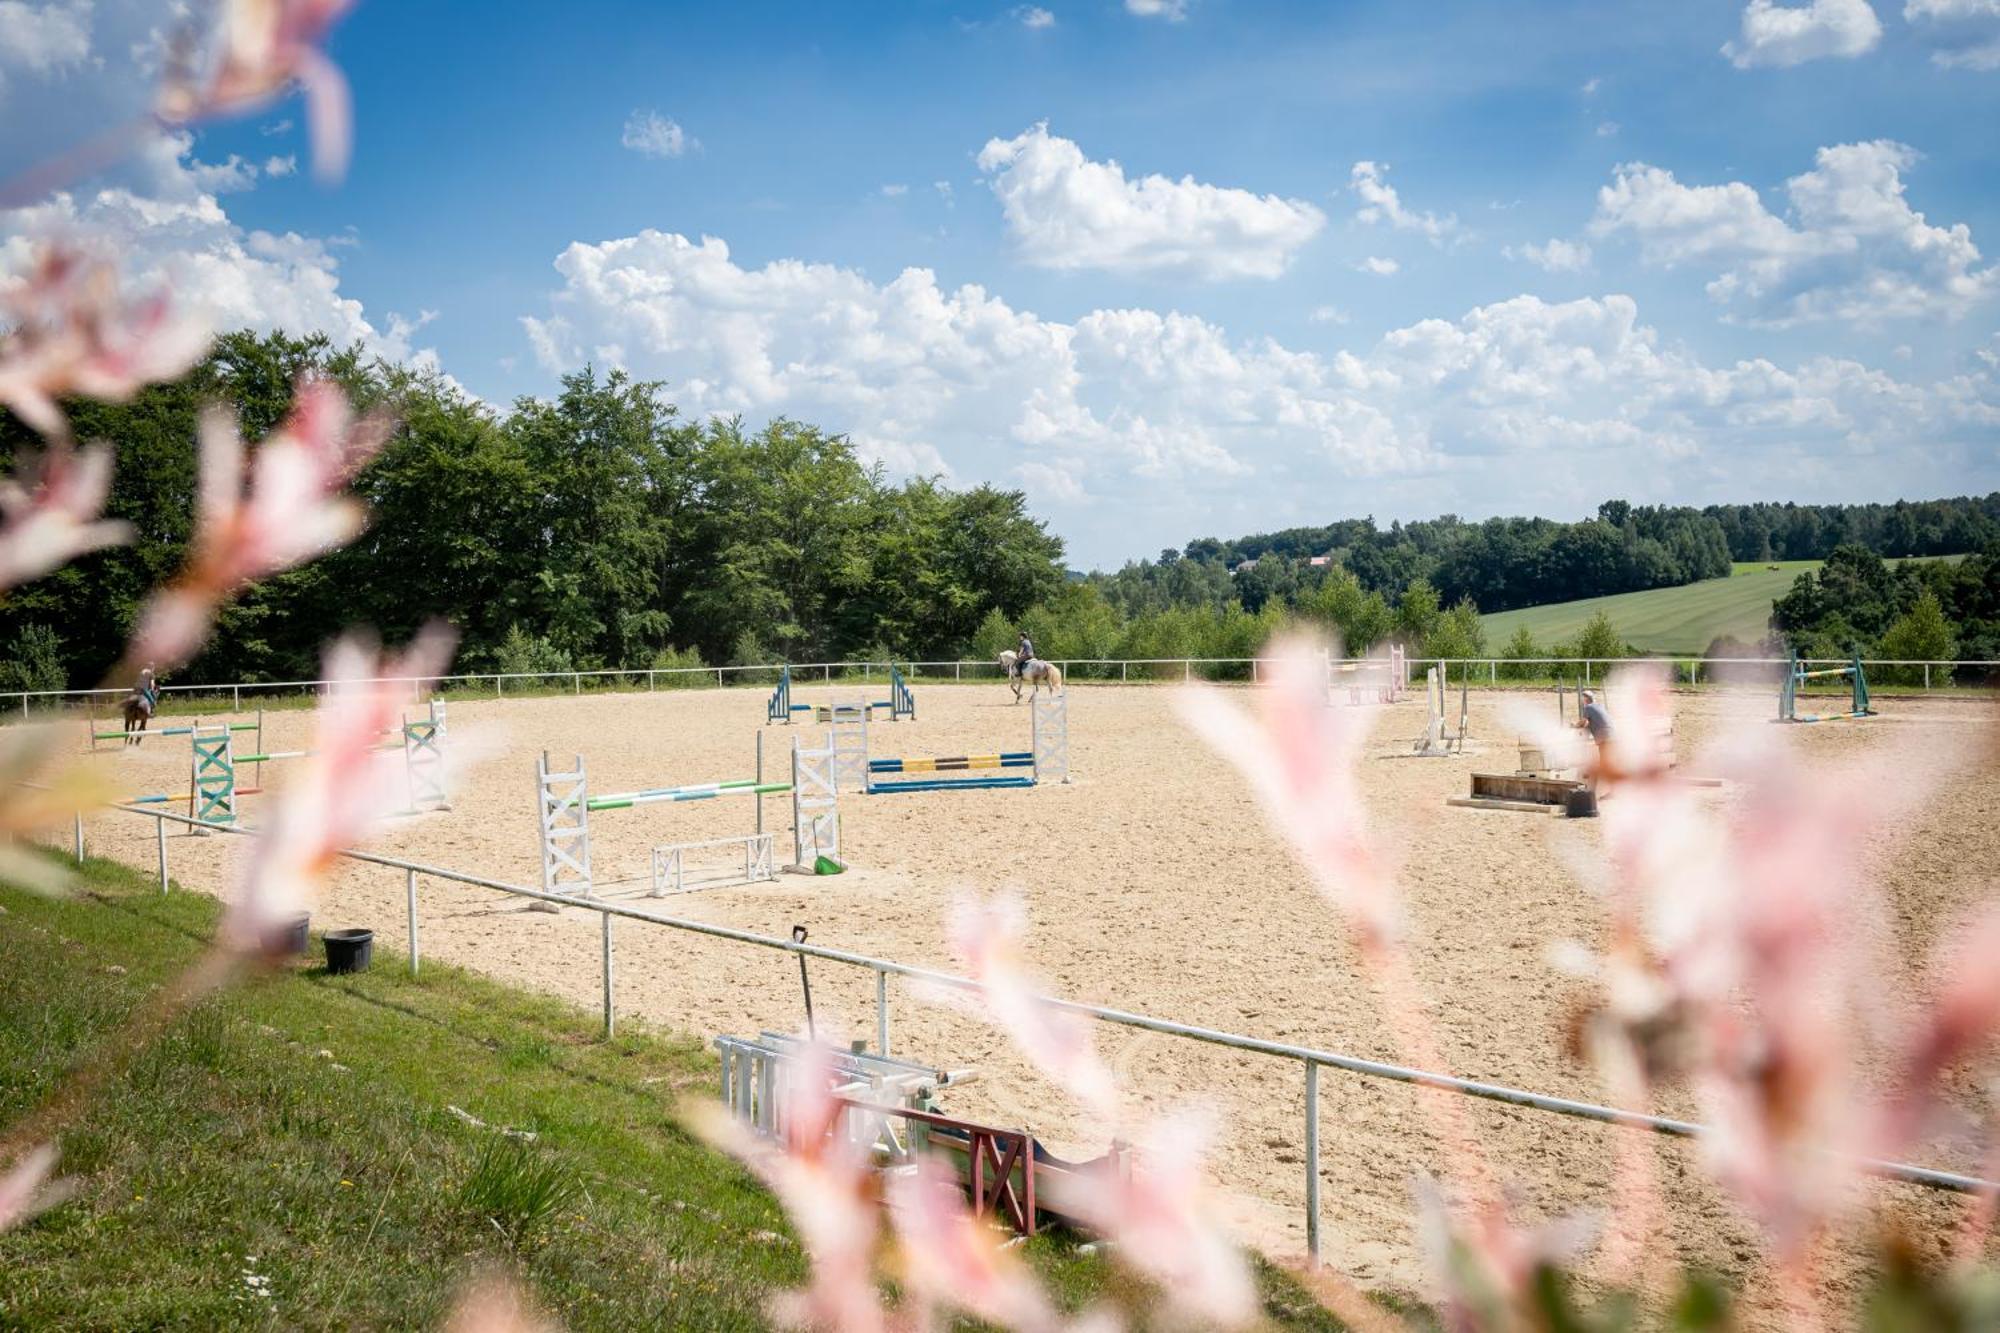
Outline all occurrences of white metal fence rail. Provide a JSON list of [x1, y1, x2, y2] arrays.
[[49, 799, 1998, 1264], [10, 654, 1999, 716]]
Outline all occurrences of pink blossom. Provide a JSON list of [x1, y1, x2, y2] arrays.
[[1178, 635, 1396, 948], [692, 1038, 886, 1332], [1048, 1111, 1257, 1328], [942, 893, 1120, 1122], [886, 1157, 1059, 1332], [157, 0, 360, 182], [0, 1144, 73, 1233], [0, 244, 209, 440], [226, 626, 453, 954], [1877, 906, 2000, 1157], [131, 379, 390, 669], [0, 441, 130, 591]]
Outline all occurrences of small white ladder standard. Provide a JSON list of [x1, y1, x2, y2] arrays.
[[791, 735, 843, 869], [537, 751, 593, 901], [826, 703, 871, 795], [1031, 690, 1070, 783]]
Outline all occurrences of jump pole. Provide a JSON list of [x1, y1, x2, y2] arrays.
[[861, 690, 1069, 794]]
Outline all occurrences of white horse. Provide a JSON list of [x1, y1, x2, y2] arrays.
[[998, 650, 1064, 702]]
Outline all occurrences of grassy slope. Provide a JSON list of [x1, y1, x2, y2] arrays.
[[1478, 558, 1959, 656], [0, 858, 1351, 1331]]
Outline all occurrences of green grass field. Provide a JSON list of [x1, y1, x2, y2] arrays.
[[0, 857, 1354, 1330], [1479, 558, 1958, 657]]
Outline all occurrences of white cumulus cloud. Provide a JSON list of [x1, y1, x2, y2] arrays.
[[621, 109, 692, 159], [1591, 140, 1996, 324], [0, 0, 93, 78], [1507, 238, 1593, 272], [1, 134, 450, 383], [1904, 0, 2000, 68], [263, 154, 297, 178], [1349, 161, 1457, 243], [1356, 256, 1399, 275], [515, 229, 1997, 550], [976, 124, 1324, 280], [1125, 0, 1189, 17], [1722, 0, 1882, 67], [1016, 5, 1056, 27]]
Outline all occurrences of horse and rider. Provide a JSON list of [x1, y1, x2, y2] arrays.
[[998, 630, 1063, 701], [120, 665, 158, 745]]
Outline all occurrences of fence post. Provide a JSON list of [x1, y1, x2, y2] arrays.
[[1304, 1060, 1320, 1264], [72, 812, 83, 864], [406, 868, 420, 976], [1924, 663, 1931, 691], [649, 670, 656, 692], [233, 685, 240, 711], [1121, 662, 1127, 683], [601, 912, 615, 1038], [956, 662, 962, 682], [156, 818, 168, 894], [573, 672, 581, 696], [1490, 660, 1496, 684], [876, 969, 889, 1056]]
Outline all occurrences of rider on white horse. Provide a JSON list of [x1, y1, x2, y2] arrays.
[[1014, 631, 1035, 681]]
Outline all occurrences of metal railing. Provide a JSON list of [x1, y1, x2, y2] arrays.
[[54, 798, 1997, 1264], [10, 654, 1999, 717]]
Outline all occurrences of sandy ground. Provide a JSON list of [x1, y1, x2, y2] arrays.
[[64, 679, 2000, 1316]]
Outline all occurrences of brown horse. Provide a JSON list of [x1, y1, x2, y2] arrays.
[[120, 669, 156, 746]]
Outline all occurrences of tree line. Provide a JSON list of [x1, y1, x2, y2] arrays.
[[1758, 544, 2000, 681], [0, 332, 1066, 690]]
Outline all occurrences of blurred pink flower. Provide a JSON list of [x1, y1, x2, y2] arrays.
[[441, 1276, 558, 1333], [1178, 635, 1395, 948], [0, 441, 130, 591], [157, 0, 360, 182], [225, 626, 453, 953], [692, 1038, 886, 1332], [131, 379, 390, 669], [886, 1157, 1059, 1333], [942, 893, 1120, 1121], [0, 244, 209, 440], [0, 1144, 74, 1233], [1051, 1111, 1256, 1328], [1877, 905, 2000, 1157]]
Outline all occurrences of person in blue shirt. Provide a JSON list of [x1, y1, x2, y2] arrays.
[[1577, 690, 1611, 794]]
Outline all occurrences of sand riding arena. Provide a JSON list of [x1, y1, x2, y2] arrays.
[[65, 678, 2000, 1310]]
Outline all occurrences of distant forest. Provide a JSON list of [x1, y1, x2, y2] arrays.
[[1096, 496, 2000, 621], [1, 329, 1994, 692]]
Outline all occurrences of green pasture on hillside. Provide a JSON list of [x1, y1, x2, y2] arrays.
[[1479, 558, 1959, 657]]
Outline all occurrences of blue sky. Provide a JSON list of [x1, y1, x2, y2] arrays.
[[2, 0, 1997, 567]]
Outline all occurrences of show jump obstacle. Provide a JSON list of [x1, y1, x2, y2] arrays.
[[766, 665, 915, 726], [1779, 653, 1875, 724], [537, 733, 843, 903], [123, 701, 450, 825], [846, 691, 1069, 795], [1411, 664, 1469, 756], [1323, 647, 1407, 706]]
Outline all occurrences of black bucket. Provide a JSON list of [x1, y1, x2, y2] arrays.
[[324, 928, 375, 974], [1564, 787, 1599, 819], [266, 913, 311, 959]]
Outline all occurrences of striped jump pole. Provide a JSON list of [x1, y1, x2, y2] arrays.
[[587, 781, 791, 812], [860, 690, 1069, 795]]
